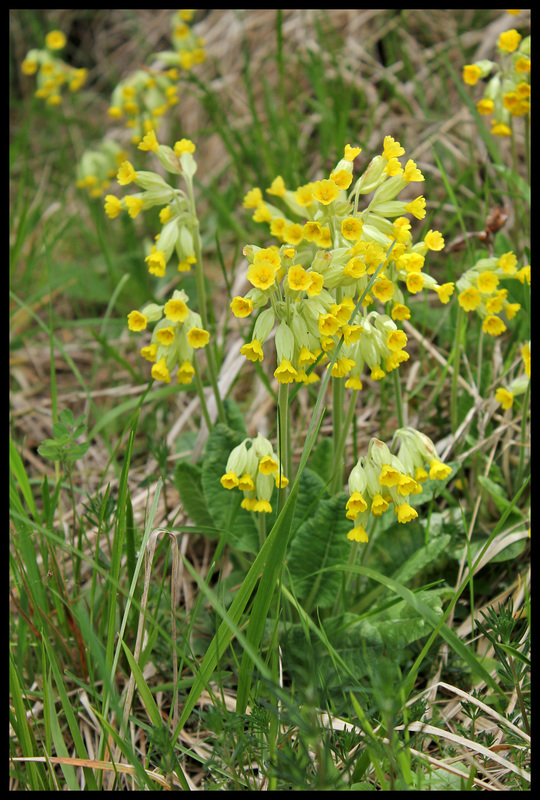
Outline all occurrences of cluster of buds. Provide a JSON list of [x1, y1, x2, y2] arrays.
[[220, 433, 288, 514], [456, 251, 530, 336], [346, 429, 452, 543], [233, 137, 452, 386], [76, 139, 128, 198], [127, 288, 209, 384], [463, 27, 530, 137], [152, 9, 206, 72], [20, 29, 87, 106], [104, 131, 200, 274], [495, 341, 530, 410]]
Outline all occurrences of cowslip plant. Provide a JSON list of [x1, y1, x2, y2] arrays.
[[462, 24, 530, 138], [105, 129, 226, 425], [20, 29, 87, 106], [230, 136, 454, 529]]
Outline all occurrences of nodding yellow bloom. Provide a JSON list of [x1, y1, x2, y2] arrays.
[[247, 259, 276, 290], [344, 144, 362, 161], [403, 159, 424, 183], [104, 195, 123, 219], [482, 315, 507, 336], [155, 326, 175, 345], [498, 29, 522, 53], [329, 169, 353, 190], [187, 327, 210, 348], [463, 64, 482, 85], [477, 98, 495, 115], [397, 503, 418, 523], [347, 525, 369, 543], [495, 387, 514, 410], [230, 296, 254, 318], [220, 471, 239, 489], [318, 313, 341, 337], [259, 455, 279, 475], [386, 329, 408, 352], [164, 298, 189, 322], [341, 217, 364, 241], [145, 249, 167, 276], [391, 303, 411, 321], [140, 343, 158, 362], [45, 30, 67, 50], [312, 178, 340, 205], [117, 161, 138, 185], [458, 286, 482, 311], [243, 187, 263, 208], [240, 339, 264, 362], [405, 196, 426, 220], [424, 230, 445, 251], [177, 360, 195, 384], [174, 138, 196, 155], [371, 493, 389, 516], [138, 129, 159, 153], [382, 135, 405, 159], [287, 264, 312, 292], [151, 357, 171, 383], [372, 277, 395, 303], [491, 121, 512, 137], [125, 196, 144, 219], [274, 358, 298, 384], [428, 460, 452, 481], [477, 271, 499, 294], [497, 251, 518, 274], [346, 492, 368, 518], [127, 310, 148, 331], [267, 175, 286, 197], [434, 283, 454, 304]]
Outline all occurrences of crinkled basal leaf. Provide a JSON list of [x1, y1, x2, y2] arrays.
[[286, 489, 351, 609], [174, 461, 216, 533]]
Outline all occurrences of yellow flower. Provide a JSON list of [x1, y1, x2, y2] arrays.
[[287, 264, 312, 292], [424, 230, 445, 251], [372, 277, 395, 303], [477, 98, 495, 115], [371, 493, 389, 516], [187, 327, 210, 348], [138, 129, 160, 153], [127, 310, 147, 331], [463, 64, 482, 85], [497, 251, 518, 274], [240, 339, 264, 362], [498, 29, 522, 53], [259, 455, 279, 475], [318, 313, 340, 337], [174, 138, 196, 155], [403, 159, 424, 183], [152, 357, 171, 383], [230, 296, 254, 318], [386, 329, 407, 352], [495, 387, 514, 410], [140, 344, 158, 362], [429, 460, 452, 480], [164, 298, 189, 322], [177, 360, 195, 384], [104, 195, 123, 219], [145, 249, 167, 276], [312, 178, 340, 205], [267, 175, 286, 197], [391, 303, 411, 321], [434, 283, 454, 304], [347, 525, 369, 543], [482, 315, 506, 336], [405, 196, 426, 220], [329, 169, 353, 190], [117, 161, 138, 185], [341, 217, 364, 241], [156, 326, 175, 346], [382, 136, 405, 160], [45, 30, 66, 50], [125, 196, 144, 219], [274, 358, 298, 384], [243, 187, 263, 208], [396, 503, 418, 523], [458, 286, 481, 311], [477, 271, 499, 294], [247, 259, 276, 290], [344, 144, 362, 161], [221, 471, 239, 489]]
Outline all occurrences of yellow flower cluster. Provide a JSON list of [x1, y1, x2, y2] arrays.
[[20, 29, 87, 105], [346, 431, 452, 543], [127, 288, 209, 384], [463, 28, 530, 136], [456, 251, 530, 336], [76, 139, 128, 198], [220, 433, 288, 514], [107, 68, 182, 146], [153, 9, 207, 72], [234, 137, 452, 386], [104, 132, 200, 274]]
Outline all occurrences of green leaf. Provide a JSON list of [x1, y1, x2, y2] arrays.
[[174, 462, 216, 533], [287, 490, 351, 609], [59, 408, 75, 426]]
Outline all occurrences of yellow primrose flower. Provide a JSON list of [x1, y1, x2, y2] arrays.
[[495, 387, 514, 410], [463, 64, 483, 85], [230, 296, 254, 318], [498, 29, 522, 53], [138, 129, 160, 153], [117, 161, 138, 185], [187, 327, 210, 348], [174, 138, 196, 155], [45, 30, 67, 50], [382, 135, 405, 159], [312, 179, 341, 205], [177, 360, 195, 384], [247, 259, 276, 290], [127, 310, 148, 331], [151, 357, 171, 383], [240, 339, 264, 362]]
